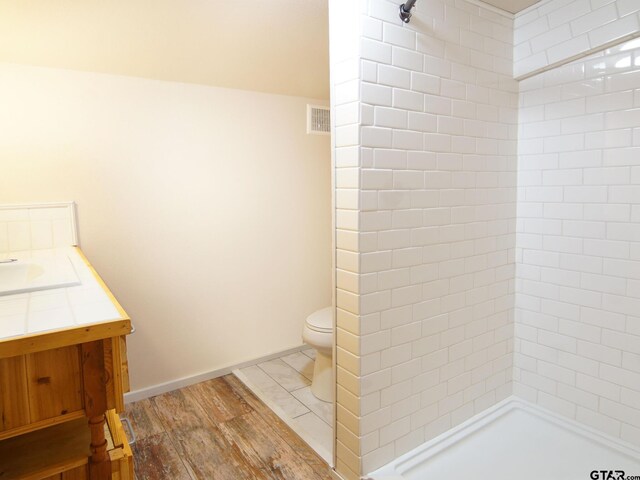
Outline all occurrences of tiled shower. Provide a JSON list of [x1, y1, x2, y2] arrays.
[[515, 39, 640, 443], [328, 0, 640, 478]]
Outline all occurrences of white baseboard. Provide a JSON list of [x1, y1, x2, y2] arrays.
[[124, 344, 309, 403]]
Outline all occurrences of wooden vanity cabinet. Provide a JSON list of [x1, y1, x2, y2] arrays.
[[0, 250, 134, 480]]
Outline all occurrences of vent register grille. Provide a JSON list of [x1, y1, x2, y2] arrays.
[[307, 105, 330, 135]]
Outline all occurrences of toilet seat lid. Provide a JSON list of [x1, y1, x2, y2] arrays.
[[306, 307, 333, 333]]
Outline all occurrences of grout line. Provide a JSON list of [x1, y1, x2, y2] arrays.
[[233, 368, 333, 465], [316, 413, 333, 428], [256, 360, 312, 392], [241, 351, 334, 433], [245, 364, 311, 416], [280, 352, 316, 380], [289, 381, 334, 428]]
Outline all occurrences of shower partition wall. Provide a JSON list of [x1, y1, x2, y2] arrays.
[[329, 0, 518, 478], [328, 0, 640, 479]]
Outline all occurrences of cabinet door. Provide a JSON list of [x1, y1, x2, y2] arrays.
[[0, 356, 30, 431], [26, 346, 84, 421]]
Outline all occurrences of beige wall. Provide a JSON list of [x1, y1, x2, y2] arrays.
[[0, 62, 332, 392]]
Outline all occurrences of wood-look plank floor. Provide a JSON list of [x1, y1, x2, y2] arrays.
[[121, 374, 333, 480]]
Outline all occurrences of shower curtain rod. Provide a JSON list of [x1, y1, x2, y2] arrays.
[[399, 0, 418, 23]]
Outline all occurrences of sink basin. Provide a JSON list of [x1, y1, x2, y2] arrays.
[[0, 256, 80, 296]]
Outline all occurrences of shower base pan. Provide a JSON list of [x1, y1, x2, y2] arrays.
[[368, 398, 640, 480]]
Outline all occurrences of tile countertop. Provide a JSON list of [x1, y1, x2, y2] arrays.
[[0, 246, 128, 342]]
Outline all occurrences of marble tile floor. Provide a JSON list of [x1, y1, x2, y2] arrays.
[[234, 347, 333, 464]]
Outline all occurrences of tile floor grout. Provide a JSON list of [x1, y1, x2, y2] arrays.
[[237, 347, 333, 462], [256, 364, 331, 426]]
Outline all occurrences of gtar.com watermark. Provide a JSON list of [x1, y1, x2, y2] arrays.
[[590, 471, 640, 480]]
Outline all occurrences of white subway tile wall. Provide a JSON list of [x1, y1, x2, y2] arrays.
[[515, 38, 640, 448], [0, 203, 77, 253], [330, 1, 365, 478], [350, 0, 518, 474], [329, 0, 639, 477], [514, 0, 640, 78]]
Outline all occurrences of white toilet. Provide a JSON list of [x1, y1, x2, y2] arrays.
[[302, 306, 333, 402]]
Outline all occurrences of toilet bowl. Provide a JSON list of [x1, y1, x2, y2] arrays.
[[302, 306, 333, 402]]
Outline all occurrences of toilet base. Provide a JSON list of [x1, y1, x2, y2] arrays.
[[311, 349, 332, 402]]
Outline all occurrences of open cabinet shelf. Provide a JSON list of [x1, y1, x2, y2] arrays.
[[0, 418, 89, 479], [0, 410, 133, 480]]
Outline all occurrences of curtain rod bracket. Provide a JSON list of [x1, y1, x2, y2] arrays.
[[399, 0, 417, 23]]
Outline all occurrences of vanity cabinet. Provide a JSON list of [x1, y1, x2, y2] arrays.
[[0, 248, 133, 480]]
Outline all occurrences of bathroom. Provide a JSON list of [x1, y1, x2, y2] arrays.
[[0, 0, 639, 479]]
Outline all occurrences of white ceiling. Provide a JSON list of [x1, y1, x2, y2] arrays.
[[0, 0, 330, 100], [482, 0, 543, 13], [0, 0, 542, 99]]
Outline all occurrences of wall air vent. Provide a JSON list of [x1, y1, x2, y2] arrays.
[[307, 105, 330, 135]]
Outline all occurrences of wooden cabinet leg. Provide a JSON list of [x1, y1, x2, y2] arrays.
[[82, 341, 111, 480], [88, 414, 110, 479]]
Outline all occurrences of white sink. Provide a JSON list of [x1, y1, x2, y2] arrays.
[[0, 256, 80, 296]]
